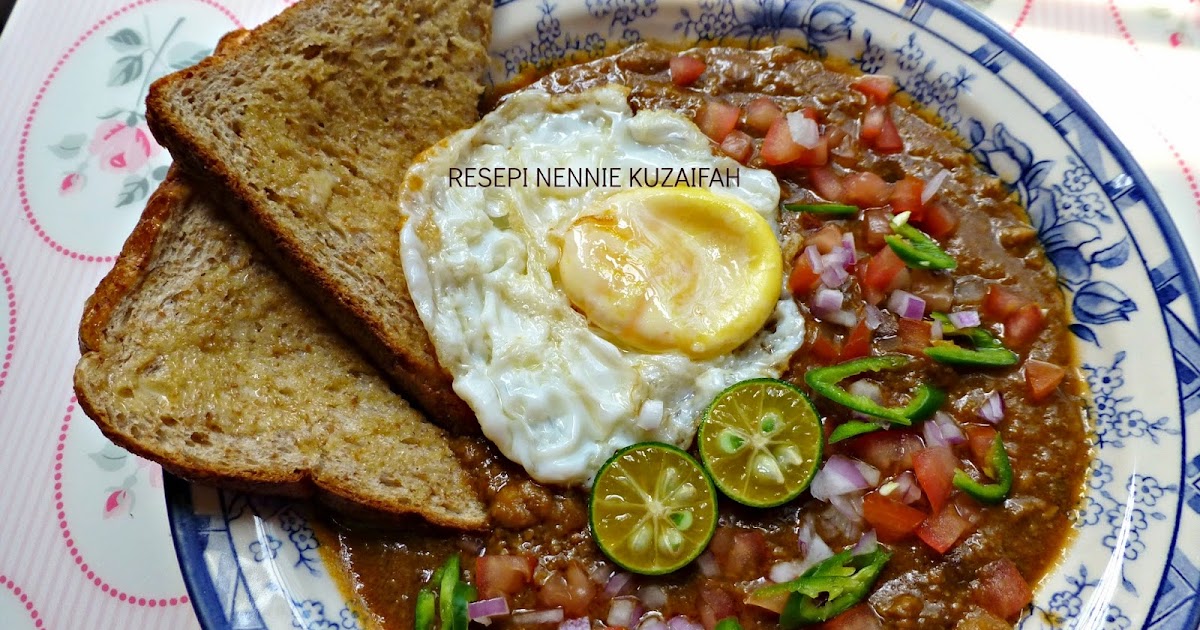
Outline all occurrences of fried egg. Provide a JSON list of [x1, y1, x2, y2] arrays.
[[399, 85, 805, 486]]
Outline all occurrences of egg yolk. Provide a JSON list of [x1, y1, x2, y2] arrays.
[[558, 187, 783, 360]]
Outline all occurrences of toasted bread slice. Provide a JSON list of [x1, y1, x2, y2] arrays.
[[75, 169, 488, 530], [145, 0, 492, 434]]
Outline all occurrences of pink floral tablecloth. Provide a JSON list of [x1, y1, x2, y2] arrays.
[[0, 0, 1195, 628]]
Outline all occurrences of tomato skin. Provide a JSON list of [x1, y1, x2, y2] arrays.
[[895, 318, 933, 356], [863, 491, 927, 543], [847, 429, 924, 476], [916, 503, 972, 554], [851, 74, 895, 104], [889, 177, 926, 219], [720, 130, 755, 164], [762, 118, 805, 165], [670, 55, 706, 86], [1024, 359, 1066, 402], [476, 554, 537, 599], [860, 104, 885, 143], [972, 559, 1033, 621], [914, 202, 959, 238], [840, 319, 873, 361], [982, 285, 1029, 321], [818, 603, 884, 630], [1004, 303, 1045, 348], [963, 425, 999, 470], [745, 97, 783, 134], [809, 332, 843, 364], [808, 166, 845, 202], [863, 246, 907, 297], [810, 223, 845, 254], [873, 110, 904, 154], [913, 446, 957, 513], [696, 100, 741, 143], [841, 171, 893, 208], [789, 252, 822, 295]]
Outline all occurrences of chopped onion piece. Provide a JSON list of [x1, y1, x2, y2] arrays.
[[829, 493, 865, 521], [804, 244, 824, 272], [769, 560, 805, 583], [667, 616, 705, 630], [949, 309, 982, 329], [820, 307, 859, 328], [559, 618, 591, 630], [638, 585, 668, 610], [811, 455, 871, 500], [930, 319, 944, 342], [854, 529, 879, 554], [842, 232, 858, 266], [636, 399, 664, 431], [639, 616, 668, 630], [851, 459, 882, 487], [923, 417, 948, 448], [814, 288, 845, 312], [607, 597, 644, 628], [863, 304, 883, 331], [469, 597, 511, 622], [978, 391, 1006, 424], [696, 552, 719, 578], [921, 169, 950, 205], [786, 111, 821, 148], [888, 289, 926, 320], [847, 380, 883, 405], [797, 520, 835, 571], [512, 609, 565, 626], [934, 411, 966, 445], [604, 571, 635, 598], [821, 261, 850, 288]]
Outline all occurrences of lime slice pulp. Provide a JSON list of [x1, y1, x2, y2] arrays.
[[698, 378, 824, 508], [589, 442, 718, 575]]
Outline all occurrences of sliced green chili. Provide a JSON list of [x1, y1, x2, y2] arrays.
[[714, 618, 745, 630], [829, 420, 885, 443], [804, 355, 945, 425], [784, 202, 860, 217], [450, 582, 475, 630], [952, 433, 1013, 503], [751, 548, 891, 627], [414, 589, 436, 630], [438, 554, 461, 630], [885, 212, 957, 270], [925, 313, 1018, 367]]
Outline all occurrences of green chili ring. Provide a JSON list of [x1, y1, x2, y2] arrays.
[[952, 433, 1013, 503]]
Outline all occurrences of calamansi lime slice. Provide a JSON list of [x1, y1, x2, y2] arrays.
[[698, 378, 824, 508], [589, 442, 718, 575]]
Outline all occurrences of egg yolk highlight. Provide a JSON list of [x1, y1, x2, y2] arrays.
[[559, 187, 783, 359]]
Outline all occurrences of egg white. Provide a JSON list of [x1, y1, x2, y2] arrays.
[[400, 85, 805, 486]]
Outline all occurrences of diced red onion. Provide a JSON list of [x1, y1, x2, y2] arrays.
[[922, 417, 948, 448], [829, 493, 864, 521], [811, 455, 871, 501], [786, 111, 821, 149], [607, 597, 643, 628], [559, 618, 591, 630], [769, 560, 805, 583], [863, 304, 883, 331], [638, 616, 668, 630], [667, 616, 705, 630], [883, 471, 923, 504], [511, 608, 565, 626], [636, 399, 664, 431], [796, 520, 835, 571], [469, 597, 511, 622], [637, 585, 667, 610], [977, 391, 1005, 424], [852, 459, 882, 487], [842, 232, 858, 266], [814, 288, 845, 312], [821, 261, 850, 288], [921, 169, 950, 205], [948, 309, 981, 329], [887, 289, 926, 320], [930, 319, 943, 342], [822, 307, 859, 328], [590, 564, 612, 585], [853, 529, 879, 554], [696, 551, 719, 578], [604, 571, 635, 598], [804, 244, 823, 272], [847, 380, 883, 405], [934, 411, 966, 445]]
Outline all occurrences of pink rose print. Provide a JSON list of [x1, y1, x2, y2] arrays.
[[59, 172, 86, 195], [103, 487, 133, 519], [89, 120, 157, 172]]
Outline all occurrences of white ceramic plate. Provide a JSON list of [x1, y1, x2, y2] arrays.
[[161, 0, 1200, 628]]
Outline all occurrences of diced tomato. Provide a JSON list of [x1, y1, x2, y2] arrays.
[[1004, 303, 1045, 348], [861, 207, 892, 251], [860, 105, 885, 143], [847, 429, 924, 476], [863, 246, 907, 298], [982, 285, 1029, 321], [762, 117, 805, 165], [819, 603, 884, 630], [537, 561, 596, 617], [1024, 359, 1066, 402], [810, 224, 845, 254], [840, 319, 873, 361], [841, 172, 893, 209], [698, 586, 738, 630], [851, 75, 895, 104], [476, 554, 537, 599], [916, 504, 972, 554], [913, 202, 959, 239], [745, 97, 783, 134], [789, 252, 822, 295], [863, 491, 927, 543], [720, 130, 755, 164], [895, 318, 933, 356], [874, 110, 904, 154], [709, 527, 767, 581], [792, 136, 830, 167], [809, 331, 843, 364], [808, 166, 845, 202], [972, 559, 1033, 621], [889, 177, 926, 219], [669, 55, 706, 86], [963, 425, 998, 470], [913, 446, 957, 513], [696, 100, 741, 143]]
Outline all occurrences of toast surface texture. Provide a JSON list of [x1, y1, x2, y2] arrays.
[[146, 0, 492, 434], [75, 172, 488, 530]]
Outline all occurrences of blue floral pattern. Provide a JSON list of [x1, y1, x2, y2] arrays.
[[675, 0, 855, 54]]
